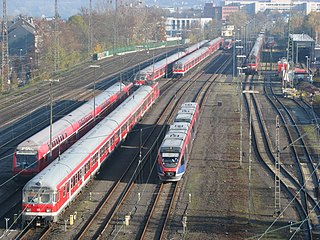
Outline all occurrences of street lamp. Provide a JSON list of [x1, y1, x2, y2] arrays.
[[45, 79, 60, 160], [305, 56, 311, 82], [89, 65, 100, 125]]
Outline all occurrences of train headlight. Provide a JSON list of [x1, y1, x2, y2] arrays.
[[46, 209, 52, 213], [26, 208, 31, 212]]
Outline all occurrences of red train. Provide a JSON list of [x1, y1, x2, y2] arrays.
[[157, 102, 199, 181], [134, 40, 210, 85], [246, 33, 265, 74], [173, 37, 224, 76], [224, 38, 233, 50], [22, 83, 159, 226], [13, 82, 132, 179]]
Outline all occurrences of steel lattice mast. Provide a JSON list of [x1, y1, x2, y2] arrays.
[[1, 0, 9, 92], [54, 0, 59, 72]]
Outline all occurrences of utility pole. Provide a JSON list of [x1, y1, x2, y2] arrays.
[[54, 0, 59, 72], [1, 0, 9, 92], [89, 65, 100, 125], [275, 115, 281, 216], [89, 0, 93, 56], [45, 79, 60, 160]]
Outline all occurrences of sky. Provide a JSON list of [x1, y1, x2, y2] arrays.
[[1, 0, 208, 19], [2, 0, 87, 19]]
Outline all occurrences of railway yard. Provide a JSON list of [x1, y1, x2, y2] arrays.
[[0, 38, 320, 240]]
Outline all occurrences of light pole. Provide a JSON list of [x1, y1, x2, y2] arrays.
[[306, 55, 311, 82], [238, 66, 247, 168], [89, 65, 100, 125], [45, 79, 60, 160], [19, 49, 23, 78]]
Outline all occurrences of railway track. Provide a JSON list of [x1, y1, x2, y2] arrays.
[[83, 54, 231, 240], [0, 47, 179, 162], [242, 73, 318, 239], [12, 52, 225, 240]]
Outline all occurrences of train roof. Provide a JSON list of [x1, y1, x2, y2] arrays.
[[174, 113, 194, 123], [170, 122, 190, 130], [181, 102, 197, 109], [184, 40, 209, 53], [160, 131, 186, 152], [207, 37, 223, 46], [16, 82, 127, 151], [175, 47, 209, 65], [249, 35, 264, 58], [177, 108, 195, 115], [138, 51, 185, 74], [23, 85, 155, 190]]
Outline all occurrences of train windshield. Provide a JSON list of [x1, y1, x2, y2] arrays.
[[174, 63, 183, 70], [16, 151, 38, 170], [161, 152, 179, 168], [23, 190, 52, 204], [135, 73, 146, 81]]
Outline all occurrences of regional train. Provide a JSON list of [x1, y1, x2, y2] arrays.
[[173, 37, 224, 76], [224, 38, 233, 50], [246, 32, 265, 74], [22, 83, 159, 226], [134, 40, 209, 85], [157, 102, 199, 181], [13, 82, 132, 179]]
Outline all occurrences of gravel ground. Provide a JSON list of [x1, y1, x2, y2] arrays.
[[165, 74, 299, 240]]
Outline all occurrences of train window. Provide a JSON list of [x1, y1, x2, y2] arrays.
[[63, 185, 67, 197], [71, 177, 74, 188], [53, 192, 59, 202], [92, 153, 98, 165], [181, 156, 185, 165], [84, 162, 90, 173], [40, 193, 50, 203]]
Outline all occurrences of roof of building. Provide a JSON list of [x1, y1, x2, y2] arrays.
[[290, 34, 314, 42]]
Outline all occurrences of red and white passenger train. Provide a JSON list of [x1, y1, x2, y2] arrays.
[[22, 83, 159, 226], [224, 38, 233, 50], [173, 37, 224, 76], [134, 40, 209, 85], [157, 102, 199, 181], [13, 82, 132, 179], [246, 32, 265, 74]]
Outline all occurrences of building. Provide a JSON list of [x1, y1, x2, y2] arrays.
[[165, 17, 212, 38], [222, 5, 240, 20], [221, 25, 235, 37], [8, 17, 37, 57], [223, 0, 320, 15]]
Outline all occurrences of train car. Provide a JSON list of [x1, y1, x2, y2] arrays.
[[22, 83, 159, 226], [173, 37, 224, 76], [13, 82, 133, 179], [134, 51, 185, 85], [157, 102, 199, 181], [184, 40, 209, 54], [246, 33, 265, 74], [224, 38, 233, 50], [134, 40, 211, 85], [266, 36, 275, 48]]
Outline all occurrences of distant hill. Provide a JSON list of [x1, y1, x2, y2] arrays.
[[2, 0, 87, 19], [2, 0, 209, 19]]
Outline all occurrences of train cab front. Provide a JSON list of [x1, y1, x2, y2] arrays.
[[22, 185, 57, 227], [157, 152, 181, 181], [134, 73, 147, 86], [13, 149, 39, 181]]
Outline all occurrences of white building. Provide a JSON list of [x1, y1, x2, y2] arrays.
[[165, 17, 212, 37], [223, 0, 320, 15]]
